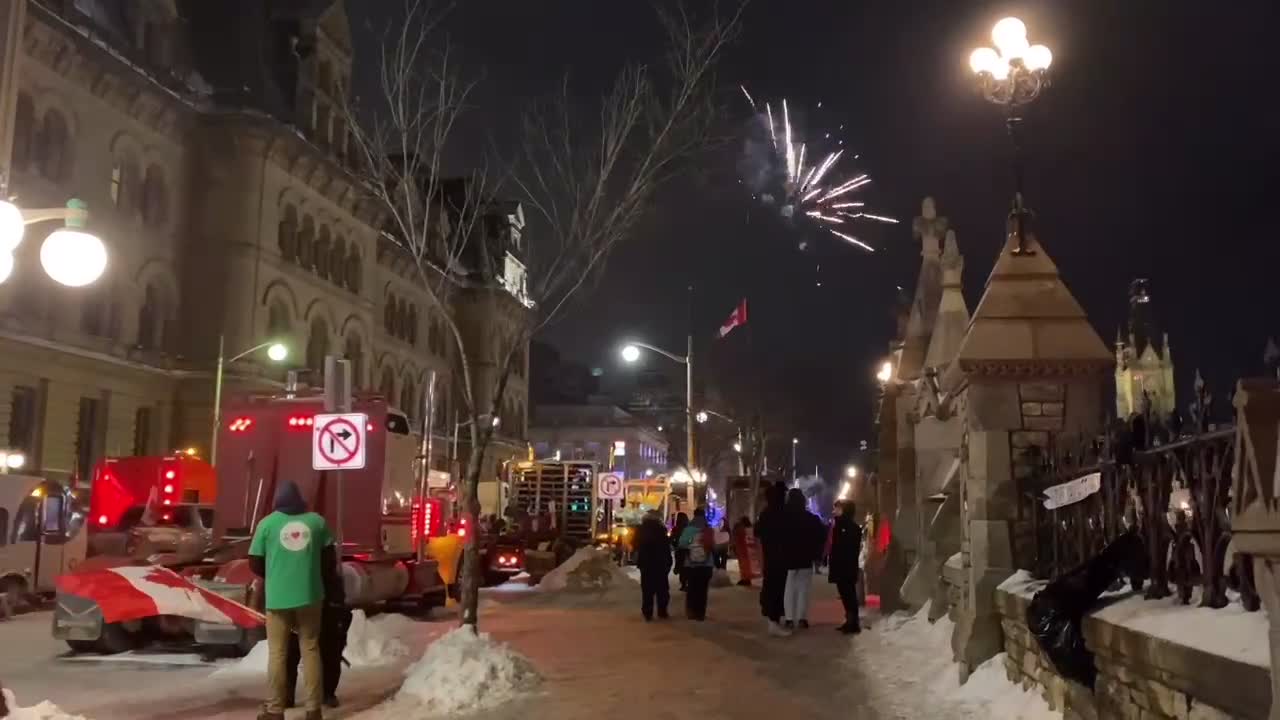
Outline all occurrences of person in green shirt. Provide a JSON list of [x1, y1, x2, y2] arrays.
[[249, 480, 336, 720]]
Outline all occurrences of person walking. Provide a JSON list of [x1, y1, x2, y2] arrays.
[[677, 508, 716, 620], [670, 512, 690, 591], [829, 500, 864, 634], [780, 488, 825, 630], [249, 481, 335, 720], [753, 482, 790, 636], [633, 511, 672, 621]]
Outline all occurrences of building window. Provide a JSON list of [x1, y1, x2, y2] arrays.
[[396, 300, 409, 342], [298, 216, 316, 269], [36, 110, 71, 183], [407, 305, 418, 346], [380, 367, 395, 401], [137, 283, 163, 351], [315, 226, 331, 279], [109, 161, 123, 207], [278, 205, 299, 260], [317, 60, 333, 96], [141, 165, 167, 225], [400, 379, 415, 418], [267, 300, 291, 338], [132, 407, 152, 456], [384, 295, 397, 336], [11, 93, 34, 170], [345, 246, 362, 293], [75, 396, 102, 484], [7, 385, 38, 456], [80, 285, 114, 338], [344, 335, 364, 389], [306, 317, 329, 374], [329, 237, 346, 287]]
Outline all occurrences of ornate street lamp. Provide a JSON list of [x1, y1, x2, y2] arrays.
[[969, 17, 1053, 255], [0, 199, 107, 287]]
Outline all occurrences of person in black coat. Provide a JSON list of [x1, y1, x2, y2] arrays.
[[778, 488, 826, 629], [828, 500, 863, 634], [633, 511, 673, 621], [753, 481, 790, 636], [286, 552, 352, 708]]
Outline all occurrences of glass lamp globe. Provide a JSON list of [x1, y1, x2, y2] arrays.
[[266, 343, 289, 362], [1025, 44, 1053, 71], [0, 201, 25, 252], [40, 229, 107, 287], [969, 47, 1000, 75], [992, 17, 1028, 55], [620, 345, 641, 363], [0, 251, 13, 285]]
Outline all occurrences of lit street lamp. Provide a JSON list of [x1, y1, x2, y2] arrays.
[[0, 199, 107, 287], [845, 465, 859, 479], [876, 360, 893, 384], [210, 337, 289, 465], [969, 17, 1053, 255], [621, 340, 694, 484], [0, 449, 25, 473], [451, 412, 500, 477]]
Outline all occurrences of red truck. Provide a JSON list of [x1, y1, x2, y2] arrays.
[[53, 391, 450, 654], [86, 454, 217, 558]]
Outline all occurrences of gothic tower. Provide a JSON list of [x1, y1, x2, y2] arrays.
[[1115, 279, 1176, 418]]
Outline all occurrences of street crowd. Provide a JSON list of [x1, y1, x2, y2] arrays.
[[632, 481, 864, 635]]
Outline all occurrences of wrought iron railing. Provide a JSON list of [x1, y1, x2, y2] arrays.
[[1017, 380, 1261, 612]]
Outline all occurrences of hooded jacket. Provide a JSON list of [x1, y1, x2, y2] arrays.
[[778, 489, 826, 570], [248, 481, 339, 598], [827, 514, 863, 583], [633, 516, 673, 573]]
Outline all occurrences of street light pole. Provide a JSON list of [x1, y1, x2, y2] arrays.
[[210, 336, 288, 465], [686, 331, 694, 488]]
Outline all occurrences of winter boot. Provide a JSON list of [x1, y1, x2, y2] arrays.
[[767, 620, 792, 637], [797, 619, 809, 630], [304, 710, 323, 720]]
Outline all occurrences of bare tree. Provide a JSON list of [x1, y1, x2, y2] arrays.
[[345, 0, 745, 629]]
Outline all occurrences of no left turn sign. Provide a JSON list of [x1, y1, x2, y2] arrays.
[[313, 413, 368, 470]]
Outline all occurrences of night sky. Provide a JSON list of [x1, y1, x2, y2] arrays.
[[353, 1, 1280, 478]]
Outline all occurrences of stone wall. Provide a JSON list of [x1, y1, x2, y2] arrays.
[[996, 587, 1269, 720]]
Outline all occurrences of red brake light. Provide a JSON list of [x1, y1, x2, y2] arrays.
[[163, 484, 174, 494], [162, 513, 173, 522], [229, 417, 254, 432], [164, 470, 176, 480], [288, 416, 314, 429], [367, 423, 374, 431], [97, 514, 108, 525], [458, 527, 467, 538], [162, 499, 172, 506]]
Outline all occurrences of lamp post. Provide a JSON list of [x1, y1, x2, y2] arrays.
[[451, 412, 500, 477], [0, 199, 107, 287], [210, 337, 288, 465], [969, 17, 1053, 255], [621, 339, 694, 486], [697, 408, 744, 475]]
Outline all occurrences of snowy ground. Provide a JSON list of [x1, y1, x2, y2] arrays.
[[0, 569, 1057, 720]]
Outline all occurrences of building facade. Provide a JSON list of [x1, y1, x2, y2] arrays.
[[529, 404, 668, 480], [0, 0, 528, 507]]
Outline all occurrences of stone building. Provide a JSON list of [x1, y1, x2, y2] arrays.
[[874, 196, 1113, 675], [529, 404, 669, 479], [0, 0, 528, 510], [1114, 278, 1175, 419]]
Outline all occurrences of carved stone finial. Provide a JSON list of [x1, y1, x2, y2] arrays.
[[943, 229, 960, 260], [922, 196, 937, 220]]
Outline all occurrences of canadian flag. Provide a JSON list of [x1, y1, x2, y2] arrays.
[[56, 565, 264, 628], [717, 299, 748, 338]]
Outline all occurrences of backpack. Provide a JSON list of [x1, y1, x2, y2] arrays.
[[687, 529, 709, 564]]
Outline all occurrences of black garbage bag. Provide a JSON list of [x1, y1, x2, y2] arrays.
[[1026, 531, 1147, 689]]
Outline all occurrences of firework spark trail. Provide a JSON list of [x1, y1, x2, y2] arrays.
[[765, 101, 776, 149], [819, 175, 872, 202], [858, 213, 900, 224], [807, 150, 842, 190], [830, 201, 864, 209], [783, 100, 795, 181], [796, 143, 806, 185], [831, 230, 876, 253], [740, 84, 757, 111], [805, 211, 844, 224]]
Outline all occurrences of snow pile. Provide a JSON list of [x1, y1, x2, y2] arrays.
[[538, 547, 629, 593], [344, 611, 412, 666], [212, 611, 414, 678], [953, 654, 1060, 719], [1094, 591, 1270, 668], [396, 626, 540, 715], [0, 689, 89, 720], [864, 604, 1059, 719]]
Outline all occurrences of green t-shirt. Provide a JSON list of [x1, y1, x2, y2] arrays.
[[249, 511, 334, 610]]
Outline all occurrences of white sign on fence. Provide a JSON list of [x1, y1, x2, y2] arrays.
[[1042, 471, 1102, 510]]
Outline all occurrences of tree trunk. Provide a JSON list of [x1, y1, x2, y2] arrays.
[[458, 437, 486, 628]]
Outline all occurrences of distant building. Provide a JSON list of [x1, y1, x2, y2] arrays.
[[529, 404, 668, 479], [1115, 279, 1175, 419]]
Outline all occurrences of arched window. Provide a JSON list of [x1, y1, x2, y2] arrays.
[[345, 246, 363, 293], [329, 236, 346, 287], [384, 295, 396, 335], [81, 284, 116, 339], [297, 216, 316, 269], [37, 110, 70, 182], [407, 305, 418, 346], [136, 283, 163, 350], [267, 299, 291, 338], [306, 316, 329, 374], [315, 226, 331, 279], [12, 93, 34, 170], [141, 164, 167, 226], [277, 205, 298, 260], [380, 367, 395, 401], [317, 60, 333, 95], [396, 299, 409, 342], [344, 334, 364, 388]]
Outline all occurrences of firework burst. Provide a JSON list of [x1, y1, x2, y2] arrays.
[[743, 90, 897, 253]]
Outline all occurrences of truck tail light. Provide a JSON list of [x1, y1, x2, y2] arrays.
[[229, 417, 254, 432], [288, 416, 314, 429], [98, 514, 109, 526]]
